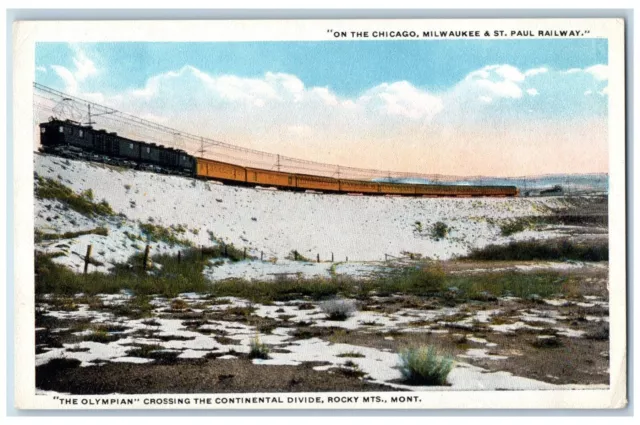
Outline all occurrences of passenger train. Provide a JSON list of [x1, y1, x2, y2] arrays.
[[39, 118, 519, 197]]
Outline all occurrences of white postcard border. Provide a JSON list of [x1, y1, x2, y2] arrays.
[[12, 18, 627, 410]]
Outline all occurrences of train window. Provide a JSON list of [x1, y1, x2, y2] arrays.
[[40, 127, 45, 134], [79, 130, 83, 137], [146, 147, 150, 153], [129, 143, 134, 149], [59, 126, 64, 133]]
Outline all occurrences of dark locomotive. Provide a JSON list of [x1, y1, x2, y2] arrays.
[[39, 118, 196, 176]]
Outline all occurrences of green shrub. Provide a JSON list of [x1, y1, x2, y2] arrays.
[[35, 248, 212, 298], [430, 222, 449, 240], [531, 336, 562, 348], [201, 241, 249, 262], [286, 250, 310, 262], [84, 329, 117, 343], [463, 239, 608, 262], [34, 176, 114, 217], [445, 271, 578, 300], [126, 344, 163, 358], [248, 335, 270, 359], [500, 218, 534, 236], [398, 346, 454, 386], [35, 227, 108, 242], [81, 189, 94, 201], [320, 299, 357, 321], [377, 262, 446, 296], [336, 351, 365, 358], [139, 223, 193, 247]]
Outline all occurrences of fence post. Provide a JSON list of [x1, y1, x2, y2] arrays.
[[346, 256, 348, 262], [331, 252, 334, 263], [178, 251, 181, 264], [244, 247, 247, 260], [224, 243, 228, 257], [143, 244, 151, 271], [317, 253, 320, 263], [261, 251, 264, 261], [83, 244, 93, 274]]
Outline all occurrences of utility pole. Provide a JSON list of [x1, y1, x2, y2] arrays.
[[199, 137, 206, 157], [277, 154, 281, 172], [84, 103, 115, 126]]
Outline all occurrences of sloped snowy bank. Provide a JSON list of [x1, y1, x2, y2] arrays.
[[35, 154, 582, 275]]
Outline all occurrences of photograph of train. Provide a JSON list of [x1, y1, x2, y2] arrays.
[[18, 18, 624, 410]]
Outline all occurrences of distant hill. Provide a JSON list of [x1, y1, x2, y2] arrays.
[[376, 173, 608, 194]]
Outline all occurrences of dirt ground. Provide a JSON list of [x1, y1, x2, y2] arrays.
[[36, 357, 396, 394]]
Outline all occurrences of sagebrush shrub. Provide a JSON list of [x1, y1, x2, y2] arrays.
[[320, 298, 357, 321], [249, 335, 270, 359], [398, 346, 454, 385], [430, 222, 449, 240]]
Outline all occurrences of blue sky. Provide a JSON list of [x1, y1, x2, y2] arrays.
[[34, 40, 610, 176], [36, 39, 607, 97]]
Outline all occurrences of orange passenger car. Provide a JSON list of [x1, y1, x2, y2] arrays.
[[196, 157, 246, 183], [339, 179, 380, 194], [195, 156, 518, 197], [246, 167, 296, 189], [378, 182, 416, 195], [296, 174, 341, 192]]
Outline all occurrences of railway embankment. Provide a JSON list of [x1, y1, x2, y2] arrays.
[[34, 153, 605, 275]]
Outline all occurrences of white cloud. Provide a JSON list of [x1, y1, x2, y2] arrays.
[[36, 66, 47, 73], [50, 45, 98, 95], [448, 63, 608, 110], [129, 67, 443, 122], [561, 65, 608, 81], [457, 64, 527, 100], [51, 65, 79, 94], [70, 45, 97, 81], [584, 90, 593, 96], [311, 87, 339, 106], [585, 64, 608, 81], [358, 81, 443, 120], [46, 60, 609, 165], [492, 65, 525, 82], [524, 67, 548, 77], [599, 85, 609, 96]]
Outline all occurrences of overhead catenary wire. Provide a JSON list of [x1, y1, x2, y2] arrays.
[[32, 82, 607, 191]]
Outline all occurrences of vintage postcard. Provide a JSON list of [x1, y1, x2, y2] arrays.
[[13, 18, 626, 409]]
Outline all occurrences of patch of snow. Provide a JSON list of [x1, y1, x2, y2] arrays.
[[489, 321, 542, 334], [554, 327, 586, 338], [544, 299, 571, 307]]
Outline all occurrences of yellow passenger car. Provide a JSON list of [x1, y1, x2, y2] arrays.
[[196, 157, 246, 183]]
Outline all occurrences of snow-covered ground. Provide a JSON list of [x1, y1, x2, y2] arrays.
[[36, 292, 608, 391], [34, 154, 590, 276]]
